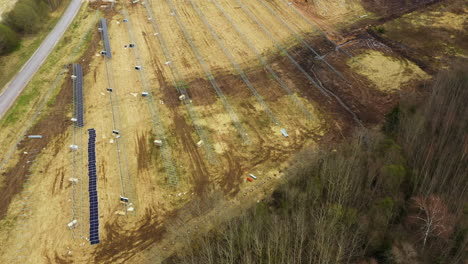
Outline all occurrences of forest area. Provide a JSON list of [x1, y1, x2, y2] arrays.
[[0, 0, 66, 55], [164, 61, 468, 264]]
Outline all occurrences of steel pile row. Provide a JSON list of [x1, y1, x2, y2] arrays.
[[121, 9, 179, 185], [141, 3, 218, 165], [99, 18, 112, 58], [100, 17, 136, 211]]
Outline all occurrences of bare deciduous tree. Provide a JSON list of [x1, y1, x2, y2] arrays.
[[408, 196, 455, 248]]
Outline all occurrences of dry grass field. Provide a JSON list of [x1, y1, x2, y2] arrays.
[[0, 0, 18, 20], [1, 0, 460, 263]]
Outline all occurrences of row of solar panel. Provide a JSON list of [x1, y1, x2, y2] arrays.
[[75, 64, 83, 124], [88, 129, 100, 245], [74, 64, 84, 127]]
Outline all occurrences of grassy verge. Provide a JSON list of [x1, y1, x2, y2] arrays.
[[0, 3, 96, 165], [0, 0, 71, 92]]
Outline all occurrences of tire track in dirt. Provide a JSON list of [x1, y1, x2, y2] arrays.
[[173, 114, 210, 195], [94, 209, 167, 264], [219, 147, 243, 196], [136, 132, 151, 171], [51, 167, 66, 195], [142, 30, 211, 195]]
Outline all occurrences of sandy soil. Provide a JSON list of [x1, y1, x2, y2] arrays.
[[0, 0, 437, 263]]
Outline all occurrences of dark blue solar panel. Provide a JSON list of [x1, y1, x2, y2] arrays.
[[88, 128, 100, 245]]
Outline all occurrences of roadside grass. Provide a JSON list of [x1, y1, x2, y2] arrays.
[[0, 0, 71, 92], [0, 4, 96, 165]]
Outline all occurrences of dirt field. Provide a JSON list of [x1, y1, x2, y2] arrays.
[[0, 0, 448, 263]]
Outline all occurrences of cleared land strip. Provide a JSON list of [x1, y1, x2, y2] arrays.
[[206, 0, 314, 121], [279, 0, 355, 58], [121, 8, 179, 185], [153, 0, 251, 145], [100, 18, 135, 211], [143, 1, 219, 165], [256, 0, 348, 82], [177, 0, 283, 129], [227, 0, 361, 124]]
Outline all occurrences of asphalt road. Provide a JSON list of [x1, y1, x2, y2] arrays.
[[0, 0, 82, 119]]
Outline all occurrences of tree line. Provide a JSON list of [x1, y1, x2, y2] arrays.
[[164, 61, 467, 264], [0, 0, 66, 55]]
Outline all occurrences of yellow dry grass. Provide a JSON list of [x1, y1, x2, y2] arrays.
[[403, 9, 468, 32], [380, 0, 468, 67], [348, 50, 429, 91], [0, 0, 17, 20], [309, 0, 367, 18]]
